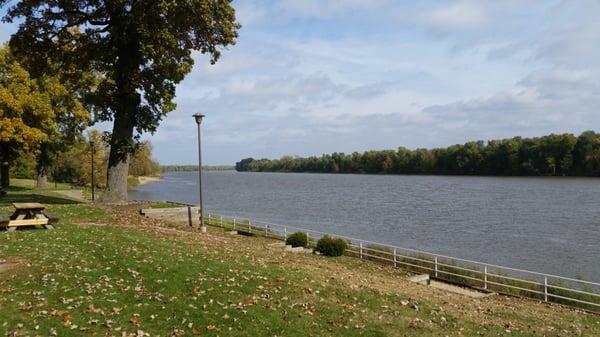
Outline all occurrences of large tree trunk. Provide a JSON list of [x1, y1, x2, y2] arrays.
[[98, 19, 140, 204], [1, 162, 9, 189], [99, 113, 134, 203], [101, 154, 130, 203], [100, 87, 136, 204], [36, 164, 49, 189]]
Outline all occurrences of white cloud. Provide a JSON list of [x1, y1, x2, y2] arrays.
[[234, 1, 268, 27], [423, 1, 487, 29], [273, 0, 392, 20], [421, 66, 600, 142]]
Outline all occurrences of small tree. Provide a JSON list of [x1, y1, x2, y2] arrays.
[[129, 141, 160, 177], [34, 75, 90, 189], [50, 130, 110, 187]]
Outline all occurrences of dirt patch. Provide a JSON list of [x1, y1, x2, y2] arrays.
[[0, 257, 26, 275], [429, 279, 496, 298], [108, 201, 152, 211]]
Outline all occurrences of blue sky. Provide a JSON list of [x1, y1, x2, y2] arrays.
[[2, 1, 600, 165]]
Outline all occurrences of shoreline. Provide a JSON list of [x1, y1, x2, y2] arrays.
[[136, 176, 161, 185]]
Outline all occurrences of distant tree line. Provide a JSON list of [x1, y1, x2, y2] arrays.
[[236, 131, 600, 177], [161, 165, 235, 172]]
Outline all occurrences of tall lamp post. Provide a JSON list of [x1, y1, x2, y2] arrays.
[[193, 112, 207, 233], [90, 140, 95, 202]]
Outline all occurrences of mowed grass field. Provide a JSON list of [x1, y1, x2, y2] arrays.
[[0, 181, 599, 336]]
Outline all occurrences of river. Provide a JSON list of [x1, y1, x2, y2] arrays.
[[129, 171, 600, 281]]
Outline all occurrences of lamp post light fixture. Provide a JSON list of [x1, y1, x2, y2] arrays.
[[193, 112, 207, 233]]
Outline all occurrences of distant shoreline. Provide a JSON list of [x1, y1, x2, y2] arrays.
[[161, 165, 235, 172], [235, 131, 600, 177]]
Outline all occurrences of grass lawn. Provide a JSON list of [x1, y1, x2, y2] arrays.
[[0, 184, 599, 336], [9, 179, 77, 191]]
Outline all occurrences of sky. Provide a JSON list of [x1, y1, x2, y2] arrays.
[[2, 0, 600, 165]]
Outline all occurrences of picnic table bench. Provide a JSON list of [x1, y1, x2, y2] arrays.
[[0, 203, 58, 232]]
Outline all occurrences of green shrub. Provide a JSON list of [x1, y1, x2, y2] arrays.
[[286, 232, 308, 247], [316, 236, 347, 257]]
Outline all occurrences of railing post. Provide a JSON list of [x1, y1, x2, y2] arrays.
[[544, 276, 548, 302], [207, 213, 211, 225], [220, 215, 223, 227], [233, 218, 236, 230], [484, 265, 488, 290], [434, 257, 438, 278], [284, 227, 287, 240], [306, 232, 310, 246], [248, 220, 251, 232], [393, 248, 397, 267], [265, 224, 268, 236], [360, 242, 363, 259]]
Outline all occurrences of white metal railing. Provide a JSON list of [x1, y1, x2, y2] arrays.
[[200, 212, 600, 311]]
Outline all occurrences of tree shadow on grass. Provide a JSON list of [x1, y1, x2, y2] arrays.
[[3, 185, 30, 192], [0, 225, 49, 233], [0, 193, 81, 207]]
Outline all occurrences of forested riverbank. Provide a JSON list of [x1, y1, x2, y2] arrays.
[[236, 131, 600, 176]]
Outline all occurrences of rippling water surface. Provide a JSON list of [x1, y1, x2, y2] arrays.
[[130, 171, 600, 281]]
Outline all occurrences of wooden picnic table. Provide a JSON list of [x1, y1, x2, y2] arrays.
[[0, 203, 58, 232]]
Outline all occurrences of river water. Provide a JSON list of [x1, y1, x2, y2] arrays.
[[129, 171, 600, 281]]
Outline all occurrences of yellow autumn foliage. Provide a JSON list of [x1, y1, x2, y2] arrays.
[[0, 46, 55, 160]]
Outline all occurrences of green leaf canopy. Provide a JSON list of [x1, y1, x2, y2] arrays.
[[1, 0, 239, 135]]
